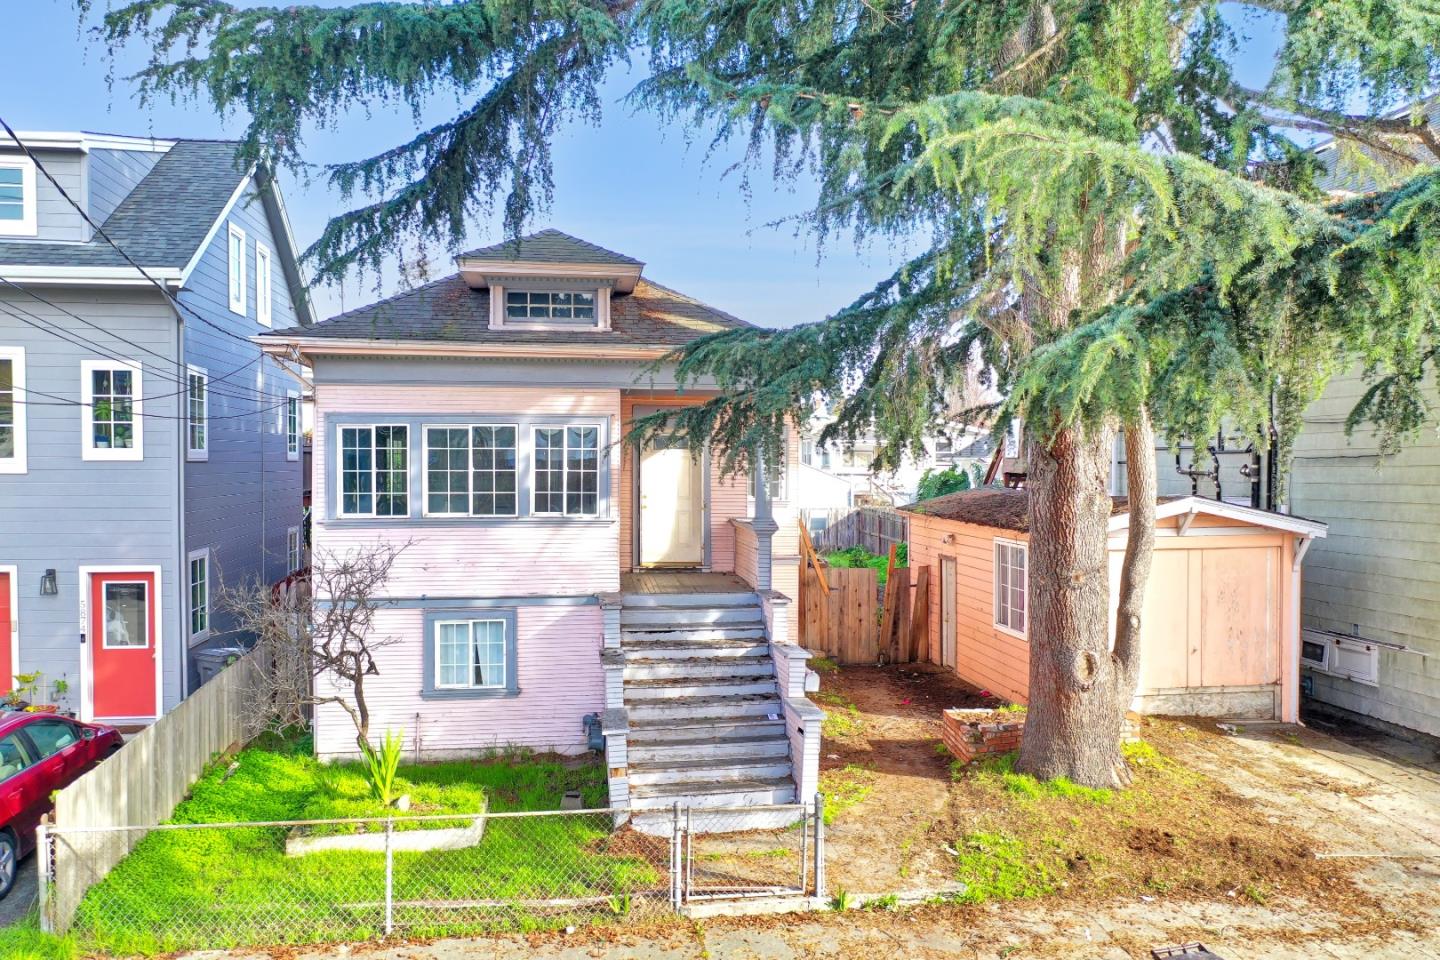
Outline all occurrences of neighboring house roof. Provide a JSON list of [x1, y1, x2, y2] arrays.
[[0, 140, 247, 270], [901, 489, 1326, 538], [1314, 98, 1440, 195], [266, 271, 748, 348], [459, 228, 643, 266]]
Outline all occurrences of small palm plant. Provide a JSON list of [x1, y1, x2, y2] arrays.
[[360, 729, 405, 806]]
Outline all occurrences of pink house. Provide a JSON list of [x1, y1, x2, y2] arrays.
[[259, 231, 818, 823]]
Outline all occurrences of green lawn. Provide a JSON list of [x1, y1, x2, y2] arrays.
[[70, 736, 665, 954]]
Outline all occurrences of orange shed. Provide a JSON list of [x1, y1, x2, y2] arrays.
[[901, 490, 1327, 722]]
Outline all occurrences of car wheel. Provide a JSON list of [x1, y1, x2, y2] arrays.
[[0, 832, 17, 901]]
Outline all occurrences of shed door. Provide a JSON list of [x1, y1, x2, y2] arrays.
[[1199, 547, 1278, 687], [88, 572, 158, 721], [940, 555, 957, 669]]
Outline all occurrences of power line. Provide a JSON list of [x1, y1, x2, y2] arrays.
[[10, 378, 293, 421]]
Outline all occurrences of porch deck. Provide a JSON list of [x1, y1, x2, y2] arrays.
[[621, 571, 753, 594]]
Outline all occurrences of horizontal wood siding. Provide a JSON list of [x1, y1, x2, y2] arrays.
[[312, 604, 604, 758], [86, 148, 163, 227], [313, 383, 622, 595], [1290, 369, 1440, 736]]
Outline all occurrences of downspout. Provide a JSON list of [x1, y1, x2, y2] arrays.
[[173, 294, 190, 701], [1285, 534, 1315, 724]]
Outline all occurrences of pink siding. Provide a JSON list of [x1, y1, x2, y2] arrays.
[[313, 604, 604, 759], [313, 384, 622, 595], [734, 521, 759, 586]]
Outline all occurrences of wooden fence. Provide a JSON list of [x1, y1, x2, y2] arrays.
[[797, 523, 929, 665], [811, 507, 909, 556], [44, 650, 267, 932]]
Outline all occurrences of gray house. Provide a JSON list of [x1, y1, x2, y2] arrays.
[[0, 130, 312, 724]]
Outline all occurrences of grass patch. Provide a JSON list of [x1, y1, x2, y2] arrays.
[[808, 656, 839, 674], [820, 764, 876, 825], [969, 752, 1112, 805], [952, 831, 1058, 903], [813, 690, 864, 740], [72, 743, 658, 954], [0, 917, 78, 960]]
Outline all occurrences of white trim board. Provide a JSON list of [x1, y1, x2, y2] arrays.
[[180, 168, 256, 288], [76, 564, 165, 723], [1106, 496, 1328, 539]]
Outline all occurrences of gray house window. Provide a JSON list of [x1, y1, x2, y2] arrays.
[[422, 608, 519, 699], [533, 425, 598, 516], [186, 366, 208, 460], [339, 425, 408, 517]]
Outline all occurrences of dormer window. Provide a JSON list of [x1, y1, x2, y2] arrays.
[[505, 290, 596, 323], [0, 157, 38, 237]]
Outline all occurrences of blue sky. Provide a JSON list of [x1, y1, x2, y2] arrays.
[[2, 1, 1284, 327]]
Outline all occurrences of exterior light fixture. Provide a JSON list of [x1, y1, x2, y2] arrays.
[[40, 569, 58, 596]]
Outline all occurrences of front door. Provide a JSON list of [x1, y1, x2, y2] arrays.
[[0, 568, 12, 696], [639, 433, 705, 567], [940, 556, 957, 669], [87, 572, 158, 721]]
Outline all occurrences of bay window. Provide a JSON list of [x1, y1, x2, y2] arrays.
[[533, 425, 598, 516], [338, 424, 409, 517], [423, 424, 517, 517]]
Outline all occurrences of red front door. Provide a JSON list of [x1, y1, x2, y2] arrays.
[[89, 572, 157, 720], [0, 570, 11, 697]]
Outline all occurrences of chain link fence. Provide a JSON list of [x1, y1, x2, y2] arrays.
[[40, 798, 824, 952]]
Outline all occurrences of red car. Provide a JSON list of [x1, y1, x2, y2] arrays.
[[0, 711, 123, 899]]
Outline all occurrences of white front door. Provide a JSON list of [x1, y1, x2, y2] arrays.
[[640, 434, 704, 567]]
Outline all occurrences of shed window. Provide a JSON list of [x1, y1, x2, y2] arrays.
[[339, 425, 409, 517], [533, 425, 598, 516], [994, 538, 1027, 637], [505, 290, 595, 322], [0, 158, 37, 236], [435, 619, 508, 690]]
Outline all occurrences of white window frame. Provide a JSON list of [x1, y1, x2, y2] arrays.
[[0, 156, 38, 238], [503, 288, 598, 324], [187, 548, 210, 643], [285, 391, 300, 461], [421, 423, 520, 519], [254, 241, 273, 327], [433, 618, 508, 691], [1300, 633, 1330, 672], [186, 364, 208, 461], [227, 223, 247, 315], [0, 345, 27, 474], [80, 359, 144, 462], [336, 423, 410, 519], [530, 423, 602, 518], [286, 526, 302, 573], [1301, 629, 1381, 687], [993, 537, 1028, 640]]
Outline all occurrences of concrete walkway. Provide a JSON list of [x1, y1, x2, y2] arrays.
[[198, 720, 1440, 960]]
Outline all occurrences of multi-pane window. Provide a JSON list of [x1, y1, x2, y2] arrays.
[[285, 393, 300, 460], [227, 223, 247, 314], [0, 159, 36, 236], [533, 425, 599, 516], [189, 551, 209, 638], [83, 361, 142, 458], [0, 347, 23, 471], [424, 425, 517, 517], [505, 290, 596, 322], [255, 242, 273, 327], [286, 526, 303, 572], [339, 425, 409, 517], [435, 619, 507, 690], [186, 367, 208, 459], [994, 539, 1028, 637]]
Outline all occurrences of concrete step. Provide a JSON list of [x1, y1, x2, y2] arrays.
[[621, 592, 761, 608], [624, 676, 778, 700], [622, 626, 768, 644], [627, 715, 786, 743], [621, 640, 770, 661], [620, 606, 765, 629], [628, 776, 797, 810], [623, 656, 773, 681], [628, 733, 791, 764], [626, 694, 782, 723], [629, 755, 793, 787]]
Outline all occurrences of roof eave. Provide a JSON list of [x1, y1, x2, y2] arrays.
[[1107, 496, 1328, 538], [0, 264, 184, 286], [456, 259, 644, 294], [254, 334, 676, 362]]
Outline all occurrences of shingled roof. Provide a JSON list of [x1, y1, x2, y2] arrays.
[[459, 228, 642, 266], [269, 272, 748, 347], [0, 140, 249, 269], [901, 488, 1185, 533]]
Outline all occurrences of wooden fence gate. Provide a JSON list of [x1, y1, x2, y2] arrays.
[[797, 523, 929, 665]]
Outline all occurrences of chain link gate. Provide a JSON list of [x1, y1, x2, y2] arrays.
[[674, 795, 825, 905]]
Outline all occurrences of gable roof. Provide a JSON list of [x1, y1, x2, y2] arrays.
[[459, 229, 643, 266], [0, 140, 249, 270], [901, 488, 1326, 538], [264, 272, 748, 349]]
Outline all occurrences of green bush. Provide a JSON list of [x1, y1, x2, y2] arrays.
[[823, 544, 907, 586]]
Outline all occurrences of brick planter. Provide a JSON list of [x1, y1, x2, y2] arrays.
[[942, 708, 1026, 764]]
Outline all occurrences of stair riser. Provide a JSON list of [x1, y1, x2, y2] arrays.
[[623, 627, 767, 643], [625, 680, 777, 701], [621, 592, 761, 608], [630, 761, 793, 787], [628, 738, 790, 764], [627, 700, 781, 722], [621, 643, 770, 660], [629, 786, 797, 811], [621, 608, 763, 628], [624, 660, 773, 681], [628, 721, 786, 743]]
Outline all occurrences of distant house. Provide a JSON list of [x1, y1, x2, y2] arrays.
[[798, 419, 993, 509], [0, 130, 311, 723], [902, 488, 1326, 721], [258, 230, 815, 825]]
